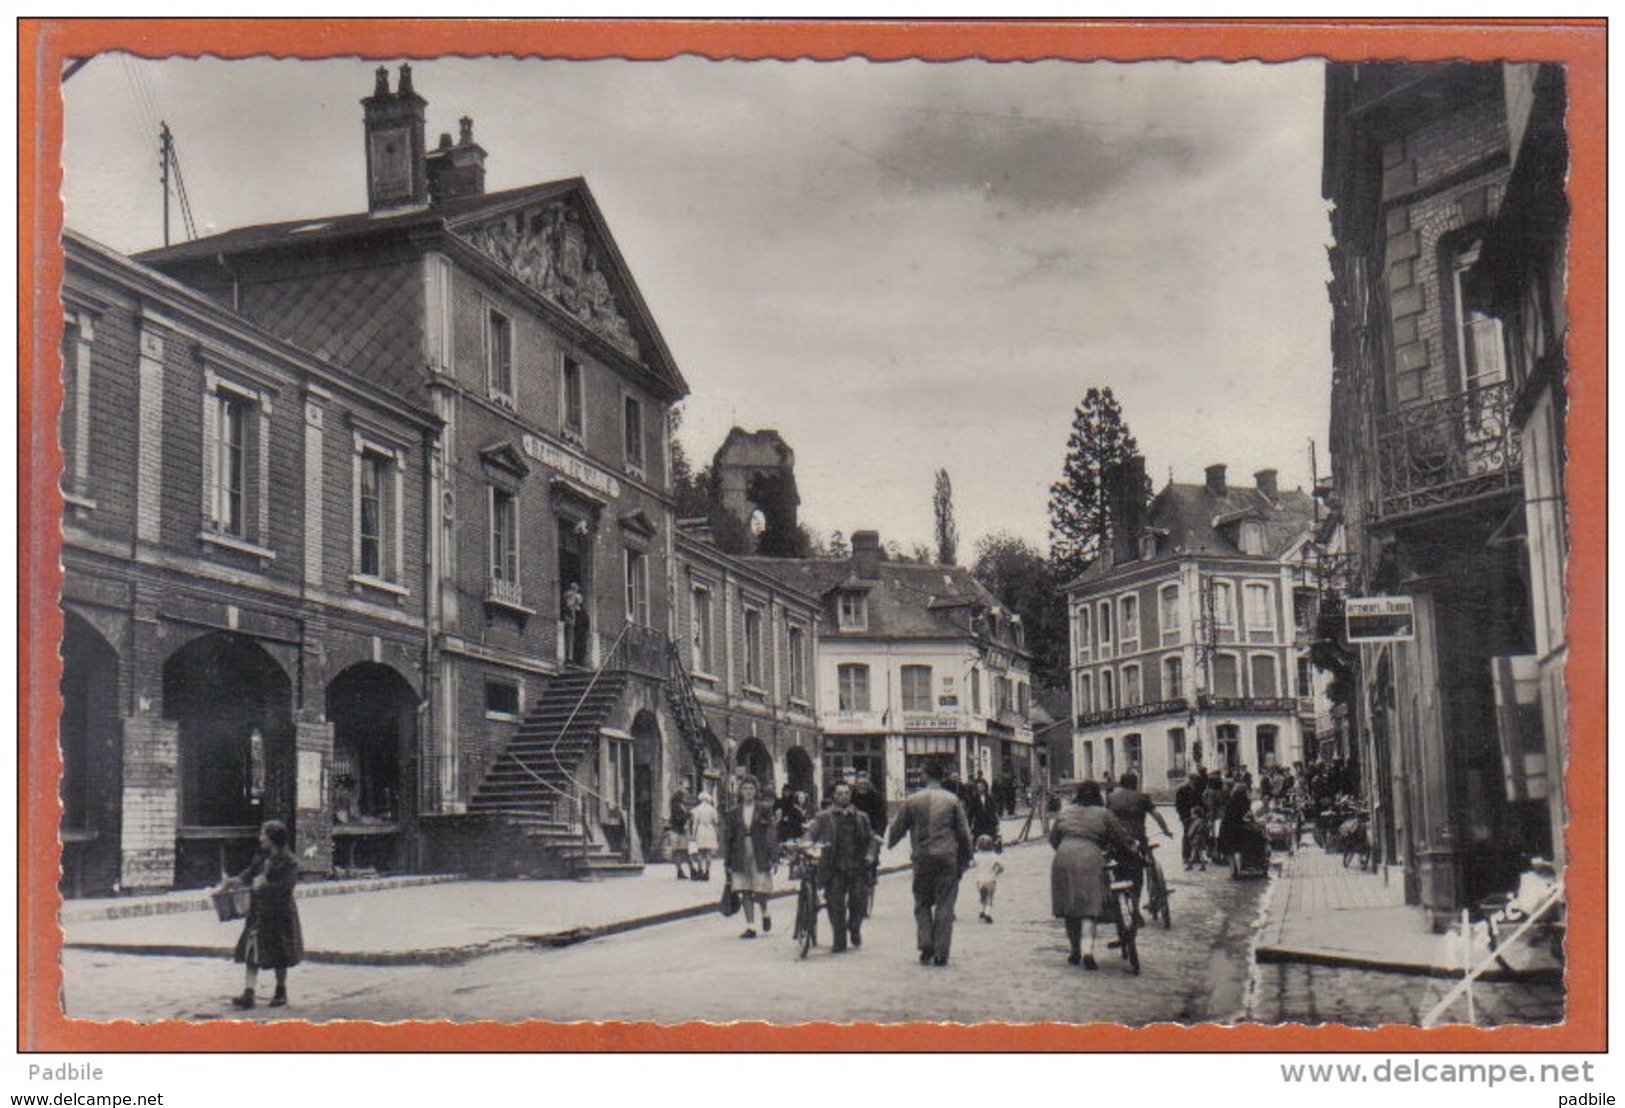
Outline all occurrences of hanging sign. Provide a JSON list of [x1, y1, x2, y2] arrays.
[[1345, 596, 1415, 642]]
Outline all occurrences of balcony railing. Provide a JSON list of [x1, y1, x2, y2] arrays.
[[601, 623, 669, 680], [1376, 381, 1522, 520], [1195, 695, 1300, 714], [1076, 698, 1189, 729]]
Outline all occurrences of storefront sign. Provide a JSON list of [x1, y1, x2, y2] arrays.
[[1346, 595, 1415, 641], [903, 714, 960, 732], [522, 433, 622, 498]]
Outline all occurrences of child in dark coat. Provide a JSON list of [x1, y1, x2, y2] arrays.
[[228, 819, 304, 1010]]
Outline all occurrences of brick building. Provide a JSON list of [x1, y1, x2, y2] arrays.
[[1065, 459, 1322, 797], [77, 64, 711, 885], [672, 524, 822, 807], [1322, 62, 1562, 923], [59, 231, 439, 894]]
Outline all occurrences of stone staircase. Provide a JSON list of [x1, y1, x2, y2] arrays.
[[468, 670, 643, 878]]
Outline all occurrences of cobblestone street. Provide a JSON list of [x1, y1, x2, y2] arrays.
[[62, 838, 1268, 1025], [1246, 960, 1565, 1027]]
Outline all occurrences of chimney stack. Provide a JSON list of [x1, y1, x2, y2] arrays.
[[361, 64, 429, 213], [1254, 468, 1279, 501], [851, 530, 882, 580], [1205, 463, 1228, 498], [427, 114, 488, 205], [1107, 454, 1148, 563]]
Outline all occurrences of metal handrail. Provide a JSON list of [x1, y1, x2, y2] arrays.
[[1420, 878, 1564, 1028]]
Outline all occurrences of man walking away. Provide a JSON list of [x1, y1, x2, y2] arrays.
[[886, 760, 974, 966], [1174, 769, 1203, 869], [807, 782, 875, 953]]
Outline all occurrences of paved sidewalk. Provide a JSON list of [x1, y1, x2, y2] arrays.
[[61, 814, 1039, 966], [1252, 843, 1562, 981]]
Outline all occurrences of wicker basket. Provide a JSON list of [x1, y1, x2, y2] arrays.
[[211, 885, 252, 922]]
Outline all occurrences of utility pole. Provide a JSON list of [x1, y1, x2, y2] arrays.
[[160, 123, 173, 247]]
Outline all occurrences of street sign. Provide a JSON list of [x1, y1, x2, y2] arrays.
[[1345, 596, 1415, 641]]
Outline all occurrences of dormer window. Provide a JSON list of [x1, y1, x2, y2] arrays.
[[1239, 519, 1265, 556], [837, 590, 867, 631], [1139, 532, 1158, 560]]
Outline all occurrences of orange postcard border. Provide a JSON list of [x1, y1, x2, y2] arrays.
[[17, 18, 1607, 1053]]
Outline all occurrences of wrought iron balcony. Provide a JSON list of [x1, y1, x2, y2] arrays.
[[1076, 698, 1189, 729], [1195, 695, 1300, 714], [1376, 381, 1522, 521]]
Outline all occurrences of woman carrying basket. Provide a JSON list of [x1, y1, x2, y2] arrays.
[[228, 819, 304, 1010]]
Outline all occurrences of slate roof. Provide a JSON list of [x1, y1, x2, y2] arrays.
[[1071, 480, 1318, 587], [744, 555, 1028, 653], [135, 178, 689, 401]]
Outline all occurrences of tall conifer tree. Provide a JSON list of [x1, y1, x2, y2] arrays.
[[1048, 387, 1144, 582]]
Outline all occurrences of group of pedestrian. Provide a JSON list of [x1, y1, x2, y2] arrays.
[[666, 787, 721, 881]]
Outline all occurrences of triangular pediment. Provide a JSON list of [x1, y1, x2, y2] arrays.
[[447, 184, 686, 399], [479, 441, 530, 480]]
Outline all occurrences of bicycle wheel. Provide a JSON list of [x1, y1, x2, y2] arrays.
[[1150, 864, 1171, 929], [1115, 890, 1140, 974], [863, 866, 877, 918], [795, 882, 817, 958]]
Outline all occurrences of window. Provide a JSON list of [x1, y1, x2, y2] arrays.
[[1293, 587, 1318, 634], [1168, 727, 1188, 776], [485, 306, 513, 404], [1077, 673, 1093, 716], [1256, 725, 1279, 771], [489, 488, 520, 599], [1249, 654, 1278, 699], [995, 676, 1012, 716], [60, 314, 96, 507], [1104, 737, 1116, 778], [1163, 655, 1184, 700], [354, 439, 403, 585], [788, 625, 808, 701], [838, 664, 870, 712], [623, 394, 645, 473], [1139, 532, 1158, 560], [742, 606, 764, 688], [1075, 607, 1092, 660], [1159, 584, 1181, 644], [692, 586, 714, 673], [1211, 580, 1236, 633], [1018, 681, 1029, 718], [1120, 594, 1140, 648], [1124, 733, 1142, 773], [1297, 656, 1315, 699], [1081, 741, 1095, 781], [625, 547, 650, 626], [901, 665, 933, 712], [970, 668, 981, 716], [1212, 653, 1239, 698], [1121, 664, 1142, 708], [485, 679, 520, 718], [1239, 519, 1265, 556], [1097, 601, 1114, 652], [560, 355, 584, 439], [837, 591, 868, 631], [202, 375, 270, 551], [1451, 239, 1509, 395], [1244, 582, 1275, 641], [1100, 669, 1116, 711]]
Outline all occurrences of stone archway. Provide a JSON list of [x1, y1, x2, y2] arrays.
[[733, 736, 774, 793], [327, 662, 418, 873], [163, 631, 293, 886], [59, 611, 120, 896], [785, 745, 816, 798]]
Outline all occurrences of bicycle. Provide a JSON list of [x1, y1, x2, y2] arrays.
[[1105, 852, 1141, 974], [786, 842, 824, 959], [1142, 841, 1172, 929]]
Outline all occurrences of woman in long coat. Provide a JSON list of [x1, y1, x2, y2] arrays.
[[229, 819, 303, 1009], [720, 775, 779, 939], [1050, 780, 1137, 970]]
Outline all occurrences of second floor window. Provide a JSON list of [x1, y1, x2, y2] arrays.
[[1212, 653, 1240, 698], [202, 380, 266, 546], [489, 488, 518, 587], [560, 355, 584, 439], [1250, 654, 1279, 698], [1159, 584, 1181, 643], [1076, 607, 1092, 659], [1163, 655, 1184, 700], [1244, 582, 1275, 639], [355, 446, 399, 582], [692, 586, 714, 673], [1211, 580, 1236, 632], [623, 395, 644, 472], [970, 668, 982, 716], [1120, 594, 1140, 647], [1122, 664, 1142, 708], [788, 626, 807, 700], [838, 663, 870, 712], [625, 547, 650, 626], [743, 606, 764, 688], [1100, 669, 1116, 711], [1077, 673, 1093, 715], [901, 665, 932, 712], [217, 393, 249, 536], [485, 307, 513, 404]]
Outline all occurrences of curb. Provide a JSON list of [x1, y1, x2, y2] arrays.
[[59, 851, 1022, 966], [59, 873, 467, 924], [1252, 943, 1563, 984]]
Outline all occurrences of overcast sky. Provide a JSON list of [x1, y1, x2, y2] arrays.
[[61, 54, 1332, 555]]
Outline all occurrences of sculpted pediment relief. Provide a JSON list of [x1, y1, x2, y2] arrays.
[[457, 199, 641, 359]]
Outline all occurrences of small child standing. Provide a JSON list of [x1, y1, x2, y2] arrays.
[[974, 835, 1004, 923]]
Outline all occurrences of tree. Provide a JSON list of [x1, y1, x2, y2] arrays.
[[933, 468, 958, 566], [972, 532, 1067, 689], [1047, 386, 1145, 583], [826, 531, 849, 558]]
